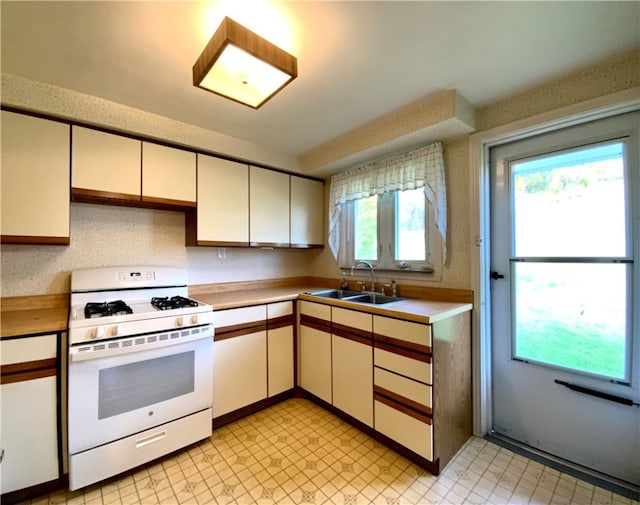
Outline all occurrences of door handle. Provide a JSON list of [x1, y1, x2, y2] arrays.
[[490, 271, 505, 280]]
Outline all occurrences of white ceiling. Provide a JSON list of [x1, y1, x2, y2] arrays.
[[2, 1, 639, 161]]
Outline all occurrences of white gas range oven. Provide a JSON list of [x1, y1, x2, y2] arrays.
[[67, 266, 214, 490]]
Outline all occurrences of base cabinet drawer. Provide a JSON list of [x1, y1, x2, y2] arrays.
[[374, 347, 432, 385], [374, 400, 433, 461]]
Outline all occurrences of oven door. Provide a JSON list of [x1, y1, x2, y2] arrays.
[[68, 328, 213, 455]]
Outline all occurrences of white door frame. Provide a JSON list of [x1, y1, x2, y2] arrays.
[[468, 87, 640, 436]]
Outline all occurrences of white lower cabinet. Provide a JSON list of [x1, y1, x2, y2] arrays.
[[267, 302, 294, 397], [213, 331, 267, 417], [299, 301, 332, 403], [374, 400, 433, 461], [1, 334, 59, 494], [331, 307, 373, 427], [332, 335, 373, 426], [212, 306, 267, 418]]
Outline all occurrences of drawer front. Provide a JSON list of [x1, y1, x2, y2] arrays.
[[375, 400, 433, 461], [1, 334, 57, 365], [374, 367, 432, 412], [332, 307, 372, 333], [214, 305, 266, 329], [299, 301, 331, 320], [374, 348, 432, 385], [373, 316, 431, 349], [267, 301, 293, 318]]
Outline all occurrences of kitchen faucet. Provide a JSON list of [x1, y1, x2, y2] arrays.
[[350, 261, 376, 292]]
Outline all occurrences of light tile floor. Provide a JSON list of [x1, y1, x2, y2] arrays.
[[28, 398, 638, 505]]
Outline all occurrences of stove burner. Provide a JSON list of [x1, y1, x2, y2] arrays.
[[151, 296, 199, 311], [84, 300, 133, 319]]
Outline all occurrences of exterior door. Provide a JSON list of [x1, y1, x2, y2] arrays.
[[490, 111, 640, 486]]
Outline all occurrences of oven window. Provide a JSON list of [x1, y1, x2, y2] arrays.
[[98, 351, 195, 419]]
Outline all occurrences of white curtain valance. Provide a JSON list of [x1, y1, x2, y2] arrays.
[[328, 141, 447, 263]]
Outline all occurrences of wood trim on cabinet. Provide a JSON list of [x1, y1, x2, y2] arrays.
[[267, 314, 294, 331], [374, 333, 432, 356], [374, 339, 432, 364], [214, 320, 267, 341], [71, 187, 140, 203], [331, 322, 372, 346], [299, 314, 331, 333], [0, 358, 57, 384], [1, 235, 69, 246], [373, 385, 432, 417], [289, 243, 324, 249], [249, 241, 290, 249], [141, 195, 196, 210], [374, 391, 432, 425]]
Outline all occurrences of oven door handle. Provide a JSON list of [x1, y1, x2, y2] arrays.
[[69, 327, 213, 362]]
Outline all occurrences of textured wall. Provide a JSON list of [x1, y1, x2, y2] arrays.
[[0, 203, 320, 297], [476, 49, 640, 131]]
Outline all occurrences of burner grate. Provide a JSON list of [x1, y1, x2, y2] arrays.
[[84, 300, 133, 319], [151, 296, 199, 311]]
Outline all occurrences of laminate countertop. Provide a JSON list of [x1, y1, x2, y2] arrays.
[[192, 285, 472, 324], [1, 307, 69, 339], [0, 284, 472, 338]]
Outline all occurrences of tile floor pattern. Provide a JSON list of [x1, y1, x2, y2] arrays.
[[27, 398, 638, 505]]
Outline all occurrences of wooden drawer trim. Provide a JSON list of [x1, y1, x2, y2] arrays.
[[374, 390, 432, 425], [373, 385, 432, 418], [374, 333, 431, 356], [72, 187, 140, 203], [300, 314, 331, 333], [1, 358, 57, 384], [374, 339, 431, 364], [268, 314, 294, 330], [290, 243, 324, 249], [141, 195, 196, 210], [214, 321, 267, 341], [249, 241, 290, 248], [332, 323, 372, 346], [1, 235, 69, 246]]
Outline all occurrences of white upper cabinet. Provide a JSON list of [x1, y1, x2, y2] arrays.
[[71, 126, 141, 201], [1, 111, 70, 244], [190, 155, 249, 246], [142, 142, 196, 206], [290, 176, 324, 248], [249, 166, 290, 246]]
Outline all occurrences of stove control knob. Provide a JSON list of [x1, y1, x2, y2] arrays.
[[190, 314, 198, 325], [111, 325, 123, 337], [95, 326, 105, 339], [176, 316, 184, 327]]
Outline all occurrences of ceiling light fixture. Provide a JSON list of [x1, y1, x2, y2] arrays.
[[192, 16, 297, 109]]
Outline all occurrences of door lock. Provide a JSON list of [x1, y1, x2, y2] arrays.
[[490, 271, 505, 280]]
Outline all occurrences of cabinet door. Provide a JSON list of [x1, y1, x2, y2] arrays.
[[212, 331, 267, 417], [71, 126, 141, 201], [267, 302, 294, 397], [195, 155, 249, 245], [290, 176, 324, 248], [375, 399, 433, 461], [249, 166, 290, 246], [1, 111, 69, 244], [1, 377, 59, 493], [332, 335, 373, 426], [1, 334, 59, 494], [300, 325, 332, 403], [142, 142, 196, 206]]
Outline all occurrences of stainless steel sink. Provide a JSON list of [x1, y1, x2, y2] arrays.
[[306, 289, 404, 305], [305, 289, 362, 299], [343, 293, 404, 305]]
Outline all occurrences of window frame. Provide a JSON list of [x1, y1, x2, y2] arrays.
[[338, 188, 440, 273]]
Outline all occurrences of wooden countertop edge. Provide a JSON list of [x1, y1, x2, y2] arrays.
[[1, 279, 473, 336]]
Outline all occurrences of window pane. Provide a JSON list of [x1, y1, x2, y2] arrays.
[[512, 142, 626, 257], [395, 188, 425, 261], [354, 195, 377, 260], [514, 262, 627, 380]]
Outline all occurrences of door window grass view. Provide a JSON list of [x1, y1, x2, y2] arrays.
[[511, 142, 629, 381]]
